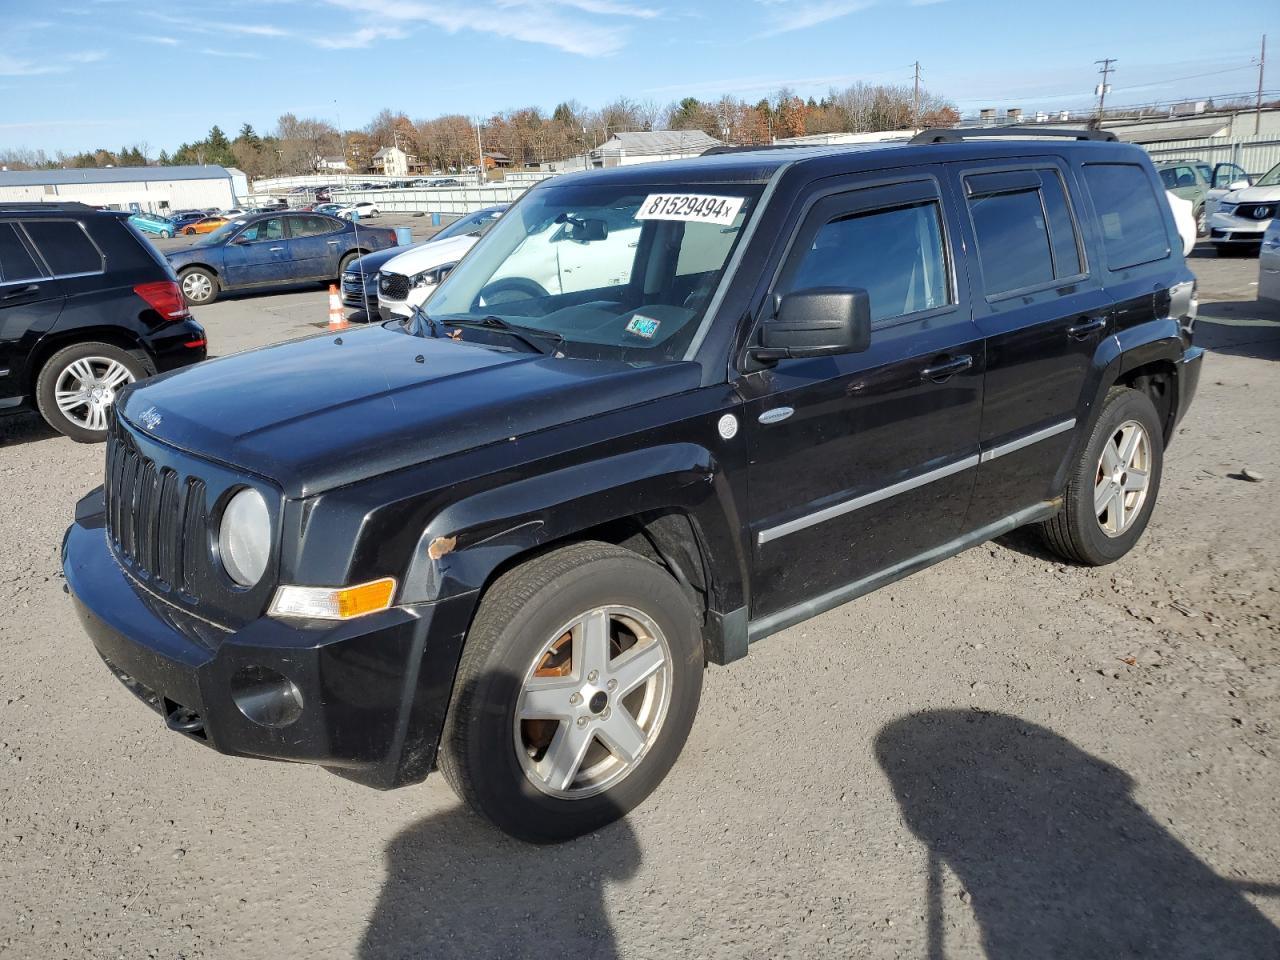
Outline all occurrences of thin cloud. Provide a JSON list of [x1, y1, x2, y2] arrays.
[[199, 48, 266, 59], [66, 50, 108, 63], [139, 34, 180, 45], [323, 0, 637, 56], [0, 53, 67, 77], [755, 0, 877, 34], [313, 25, 407, 47]]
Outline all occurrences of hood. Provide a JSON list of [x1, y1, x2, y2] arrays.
[[1224, 185, 1280, 204], [379, 234, 477, 277], [348, 242, 419, 273], [116, 324, 701, 498]]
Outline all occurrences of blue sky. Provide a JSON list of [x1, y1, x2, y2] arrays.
[[2, 0, 1276, 154]]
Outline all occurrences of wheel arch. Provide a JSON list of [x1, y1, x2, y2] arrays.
[[24, 326, 151, 396]]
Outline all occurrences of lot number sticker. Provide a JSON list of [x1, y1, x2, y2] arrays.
[[637, 194, 744, 225]]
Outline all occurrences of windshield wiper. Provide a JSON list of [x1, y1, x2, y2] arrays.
[[442, 315, 564, 356]]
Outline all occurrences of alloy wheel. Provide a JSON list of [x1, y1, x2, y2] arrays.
[[53, 356, 134, 432], [514, 605, 672, 800], [1094, 419, 1151, 537]]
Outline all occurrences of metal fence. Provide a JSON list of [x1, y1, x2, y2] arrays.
[[1142, 135, 1280, 178], [326, 179, 555, 215]]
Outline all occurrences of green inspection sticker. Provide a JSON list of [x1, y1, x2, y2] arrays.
[[626, 315, 660, 339]]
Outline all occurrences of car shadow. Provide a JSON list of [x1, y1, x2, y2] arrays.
[[1195, 298, 1280, 361], [875, 710, 1280, 959], [0, 410, 59, 448]]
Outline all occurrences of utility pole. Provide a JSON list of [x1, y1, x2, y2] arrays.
[[913, 60, 921, 130], [475, 117, 485, 186], [1094, 58, 1116, 121], [1257, 34, 1267, 136]]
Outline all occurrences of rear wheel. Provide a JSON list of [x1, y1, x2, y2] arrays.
[[35, 341, 147, 442], [1194, 205, 1206, 237], [1038, 387, 1163, 565], [439, 541, 703, 843], [179, 266, 218, 305], [337, 252, 360, 277]]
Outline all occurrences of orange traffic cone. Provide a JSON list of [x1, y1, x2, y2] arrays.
[[327, 284, 347, 331]]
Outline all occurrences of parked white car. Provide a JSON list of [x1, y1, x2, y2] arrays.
[[1208, 159, 1280, 254], [377, 207, 641, 321], [335, 201, 380, 220], [1165, 191, 1196, 257], [1259, 218, 1280, 302]]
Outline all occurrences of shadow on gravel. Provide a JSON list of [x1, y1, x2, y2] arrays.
[[0, 410, 59, 448], [360, 805, 636, 960], [876, 710, 1280, 960], [1196, 299, 1280, 361]]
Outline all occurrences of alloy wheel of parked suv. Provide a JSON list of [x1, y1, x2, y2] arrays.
[[35, 342, 146, 443], [439, 542, 703, 843]]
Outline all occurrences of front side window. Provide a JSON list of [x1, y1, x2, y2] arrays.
[[237, 218, 286, 243], [0, 223, 46, 283], [1081, 163, 1171, 270], [782, 201, 950, 324], [22, 220, 103, 276], [425, 181, 763, 362]]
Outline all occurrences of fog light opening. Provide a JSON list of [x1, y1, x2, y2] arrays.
[[231, 665, 304, 727]]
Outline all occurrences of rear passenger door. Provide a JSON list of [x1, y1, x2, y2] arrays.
[[950, 160, 1112, 530], [287, 214, 347, 280], [0, 223, 61, 404], [742, 175, 983, 622]]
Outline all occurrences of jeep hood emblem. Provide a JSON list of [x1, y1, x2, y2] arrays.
[[138, 406, 163, 430]]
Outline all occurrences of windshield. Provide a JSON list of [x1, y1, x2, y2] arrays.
[[1256, 161, 1280, 188], [425, 181, 762, 362], [433, 207, 505, 242]]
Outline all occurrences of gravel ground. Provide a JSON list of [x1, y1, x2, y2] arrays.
[[1, 248, 1278, 959]]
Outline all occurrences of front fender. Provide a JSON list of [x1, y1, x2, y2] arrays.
[[400, 441, 748, 618]]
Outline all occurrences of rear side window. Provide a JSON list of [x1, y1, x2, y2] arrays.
[[0, 223, 46, 283], [290, 215, 341, 237], [965, 168, 1084, 296], [22, 220, 104, 275], [785, 201, 950, 324], [1081, 163, 1170, 270]]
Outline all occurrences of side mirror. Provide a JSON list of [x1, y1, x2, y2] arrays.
[[752, 287, 872, 362], [230, 234, 250, 245], [1227, 179, 1250, 191]]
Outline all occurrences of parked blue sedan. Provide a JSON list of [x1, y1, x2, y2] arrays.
[[166, 210, 400, 305], [128, 211, 176, 238]]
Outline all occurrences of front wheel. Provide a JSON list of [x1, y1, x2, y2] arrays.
[[1038, 386, 1163, 565], [1194, 205, 1206, 237], [35, 341, 147, 442], [179, 266, 219, 305], [439, 541, 703, 843]]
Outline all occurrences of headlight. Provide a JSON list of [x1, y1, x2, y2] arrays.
[[1219, 203, 1237, 215], [218, 487, 270, 586], [410, 263, 457, 289]]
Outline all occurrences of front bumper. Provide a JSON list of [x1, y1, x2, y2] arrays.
[[62, 490, 473, 789], [1209, 213, 1270, 244]]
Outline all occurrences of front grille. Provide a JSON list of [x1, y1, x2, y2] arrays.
[[342, 272, 370, 305], [104, 422, 207, 594], [379, 272, 409, 301], [1235, 203, 1274, 221]]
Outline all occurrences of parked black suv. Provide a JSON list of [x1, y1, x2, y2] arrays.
[[1, 203, 207, 442], [63, 131, 1203, 841]]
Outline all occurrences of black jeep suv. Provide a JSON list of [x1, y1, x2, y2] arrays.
[[0, 202, 207, 442], [64, 130, 1203, 841]]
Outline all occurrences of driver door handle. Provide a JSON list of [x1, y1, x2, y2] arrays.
[[920, 354, 973, 383], [1067, 316, 1107, 339], [269, 246, 284, 252], [1, 283, 39, 301]]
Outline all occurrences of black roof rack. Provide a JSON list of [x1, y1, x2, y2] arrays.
[[910, 127, 1118, 144], [0, 201, 100, 213], [700, 143, 833, 157]]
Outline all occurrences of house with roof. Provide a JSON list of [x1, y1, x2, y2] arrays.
[[589, 130, 723, 168], [369, 146, 413, 178]]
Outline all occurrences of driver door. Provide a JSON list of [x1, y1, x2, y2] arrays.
[[741, 176, 984, 622], [222, 217, 292, 287]]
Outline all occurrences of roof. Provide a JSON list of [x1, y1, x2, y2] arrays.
[[596, 130, 723, 156], [1105, 119, 1230, 144], [0, 165, 233, 187], [372, 147, 404, 159]]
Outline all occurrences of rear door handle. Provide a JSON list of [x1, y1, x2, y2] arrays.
[[327, 239, 341, 245], [1067, 316, 1107, 339], [921, 354, 973, 383], [269, 246, 284, 252], [1, 283, 39, 301]]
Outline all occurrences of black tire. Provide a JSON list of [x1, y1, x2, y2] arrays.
[[1194, 205, 1206, 237], [439, 541, 703, 843], [35, 341, 148, 443], [1038, 387, 1163, 565], [178, 266, 219, 306], [337, 252, 360, 278]]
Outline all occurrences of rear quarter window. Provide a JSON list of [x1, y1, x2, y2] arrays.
[[0, 222, 47, 283], [22, 220, 105, 276], [1081, 163, 1170, 270]]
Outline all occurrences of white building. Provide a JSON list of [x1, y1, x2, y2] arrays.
[[0, 165, 239, 212], [317, 155, 350, 171], [590, 130, 723, 168], [371, 146, 411, 177]]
